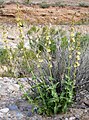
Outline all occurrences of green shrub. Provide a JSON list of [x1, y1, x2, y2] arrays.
[[54, 2, 65, 7], [1, 20, 86, 115], [80, 34, 89, 47], [0, 0, 4, 4], [25, 0, 31, 4], [39, 2, 65, 8], [75, 33, 89, 52], [39, 2, 50, 8], [79, 2, 89, 7], [0, 48, 8, 64], [22, 26, 81, 115]]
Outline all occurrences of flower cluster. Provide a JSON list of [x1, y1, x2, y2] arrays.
[[36, 50, 43, 68], [36, 27, 52, 69], [69, 26, 81, 68], [44, 27, 52, 68]]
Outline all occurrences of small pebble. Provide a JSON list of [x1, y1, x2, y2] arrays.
[[65, 118, 69, 120], [69, 117, 75, 120], [75, 115, 80, 120], [75, 117, 80, 120], [0, 112, 3, 118], [84, 109, 87, 113], [16, 112, 24, 119], [8, 104, 19, 111], [8, 85, 15, 91], [0, 108, 9, 113], [27, 112, 33, 117], [13, 84, 20, 91], [24, 105, 32, 111]]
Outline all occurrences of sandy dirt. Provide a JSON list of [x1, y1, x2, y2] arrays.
[[0, 2, 89, 25]]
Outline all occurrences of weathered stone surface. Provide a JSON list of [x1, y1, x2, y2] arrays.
[[0, 108, 9, 113], [8, 104, 19, 111], [0, 112, 3, 118], [69, 117, 75, 120]]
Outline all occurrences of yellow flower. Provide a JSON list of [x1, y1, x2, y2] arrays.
[[71, 27, 75, 32], [10, 56, 13, 60], [69, 47, 74, 51], [36, 54, 39, 58], [74, 62, 80, 67], [46, 36, 50, 40], [22, 56, 24, 58], [36, 39, 38, 43], [74, 64, 77, 68], [70, 37, 75, 42], [49, 63, 52, 68], [70, 32, 74, 37], [47, 48, 51, 53], [76, 51, 81, 55], [76, 55, 80, 60], [21, 48, 23, 51], [77, 42, 80, 46], [37, 64, 40, 68], [45, 43, 47, 46], [48, 56, 52, 60], [38, 50, 41, 53], [19, 29, 23, 34], [69, 55, 72, 59], [4, 40, 8, 43], [48, 41, 51, 44], [38, 59, 43, 63]]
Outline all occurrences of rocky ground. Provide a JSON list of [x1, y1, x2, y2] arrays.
[[0, 2, 89, 24]]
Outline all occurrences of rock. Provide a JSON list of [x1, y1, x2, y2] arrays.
[[84, 109, 88, 113], [69, 117, 75, 120], [30, 115, 42, 120], [75, 114, 80, 120], [65, 118, 69, 120], [0, 108, 9, 113], [27, 111, 33, 117], [16, 111, 24, 119], [13, 84, 20, 91], [0, 112, 3, 118], [8, 104, 19, 111], [84, 99, 89, 107], [24, 105, 33, 111], [8, 85, 15, 91], [75, 118, 80, 120], [8, 84, 19, 92]]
